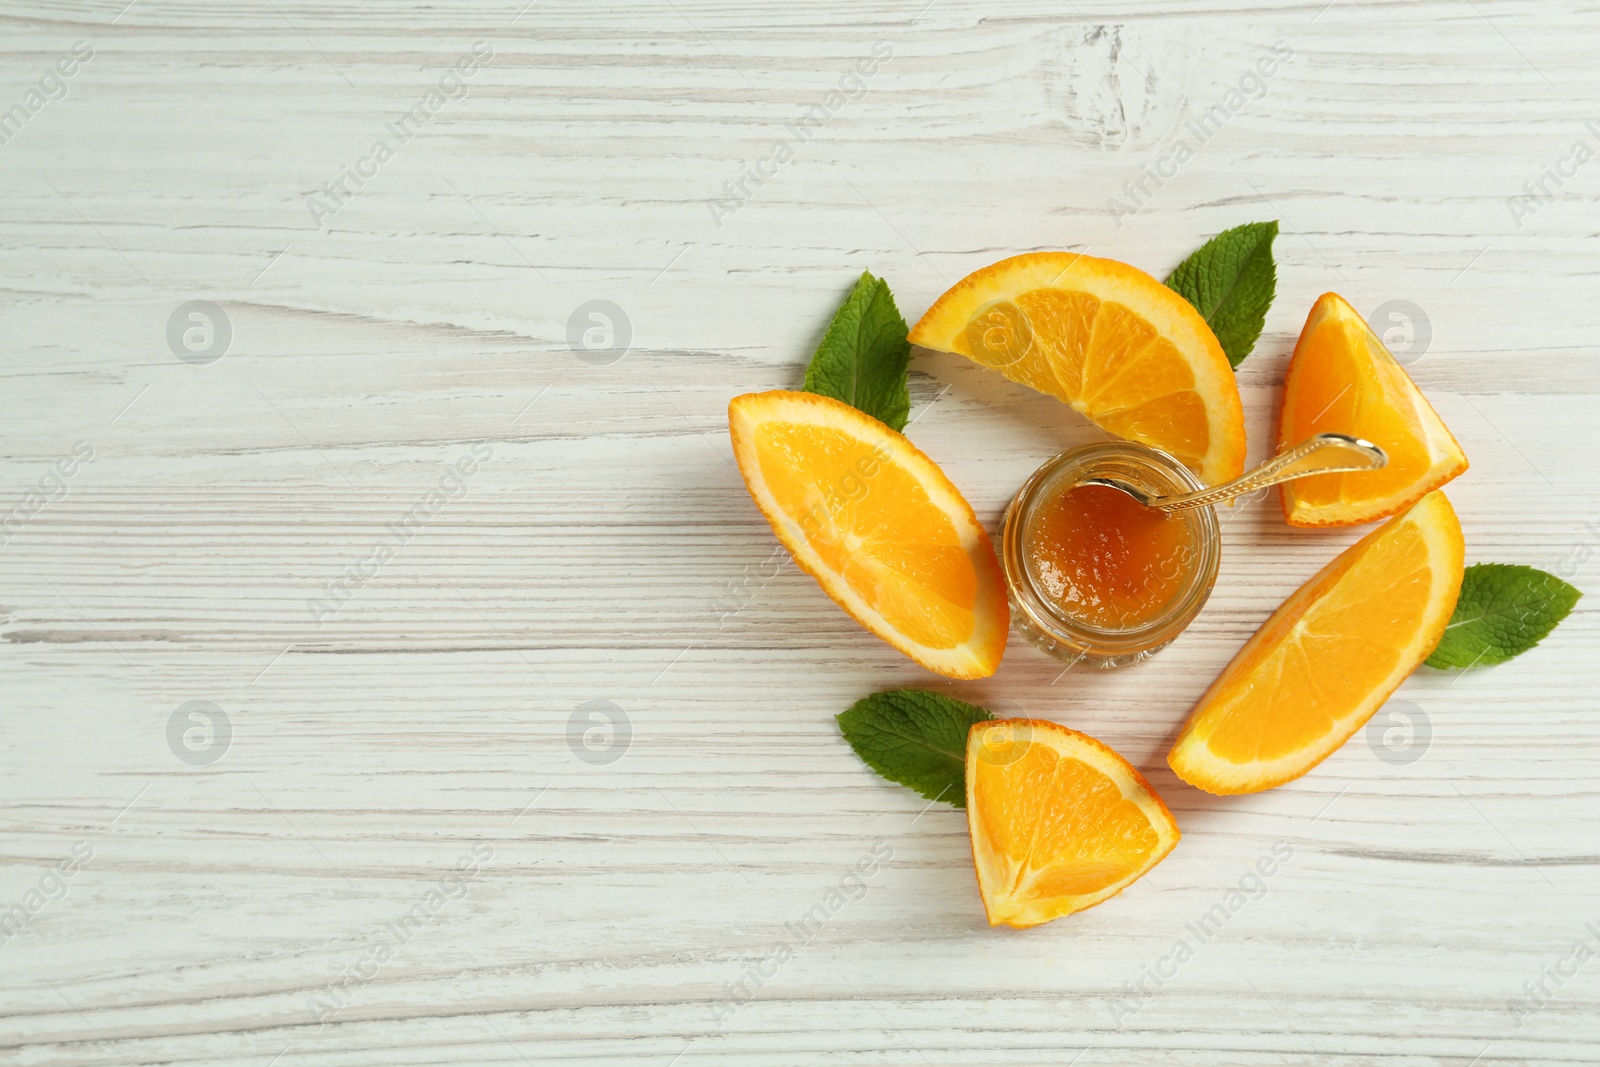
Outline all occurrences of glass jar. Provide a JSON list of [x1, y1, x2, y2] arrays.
[[1001, 441, 1221, 669]]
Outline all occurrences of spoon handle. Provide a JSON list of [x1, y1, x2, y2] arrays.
[[1154, 433, 1388, 512]]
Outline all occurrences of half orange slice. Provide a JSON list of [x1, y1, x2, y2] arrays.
[[1168, 490, 1465, 795], [728, 390, 1008, 679], [967, 719, 1180, 928], [909, 253, 1247, 485], [1278, 293, 1468, 527]]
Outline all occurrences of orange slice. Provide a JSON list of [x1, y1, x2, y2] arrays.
[[1168, 490, 1465, 795], [728, 390, 1008, 679], [909, 253, 1246, 485], [1278, 293, 1468, 527], [967, 719, 1179, 928]]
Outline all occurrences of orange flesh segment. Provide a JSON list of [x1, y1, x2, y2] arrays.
[[967, 720, 1179, 928], [974, 744, 1157, 895], [1279, 293, 1467, 526], [1168, 491, 1465, 794], [1095, 391, 1210, 469], [729, 390, 1008, 680], [1017, 288, 1098, 396], [1207, 523, 1429, 762], [754, 422, 974, 648], [960, 293, 1210, 470], [910, 253, 1245, 485]]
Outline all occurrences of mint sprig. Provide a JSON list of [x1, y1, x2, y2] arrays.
[[1427, 563, 1581, 669], [836, 689, 993, 808], [1165, 221, 1279, 368], [802, 271, 912, 431]]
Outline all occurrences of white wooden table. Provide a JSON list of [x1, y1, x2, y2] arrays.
[[2, 1, 1596, 1063]]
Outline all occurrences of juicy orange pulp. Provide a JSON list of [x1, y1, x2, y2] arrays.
[[728, 390, 1008, 679], [1168, 490, 1465, 794], [1025, 482, 1194, 630], [909, 253, 1247, 486], [755, 421, 974, 645], [968, 719, 1180, 928], [1279, 293, 1467, 526]]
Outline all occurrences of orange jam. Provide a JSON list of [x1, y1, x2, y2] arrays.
[[1024, 482, 1196, 630]]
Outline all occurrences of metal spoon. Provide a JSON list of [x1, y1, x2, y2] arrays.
[[1082, 433, 1388, 512]]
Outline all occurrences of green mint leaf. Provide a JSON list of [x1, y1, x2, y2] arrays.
[[836, 689, 993, 808], [1164, 221, 1279, 368], [1426, 563, 1582, 669], [802, 271, 912, 431]]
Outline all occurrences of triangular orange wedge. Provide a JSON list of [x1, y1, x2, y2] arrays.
[[967, 719, 1179, 928], [1278, 293, 1468, 527], [909, 253, 1246, 486], [728, 390, 1008, 679], [1168, 490, 1465, 795]]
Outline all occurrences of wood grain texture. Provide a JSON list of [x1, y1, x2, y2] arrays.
[[1, 0, 1596, 1063]]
